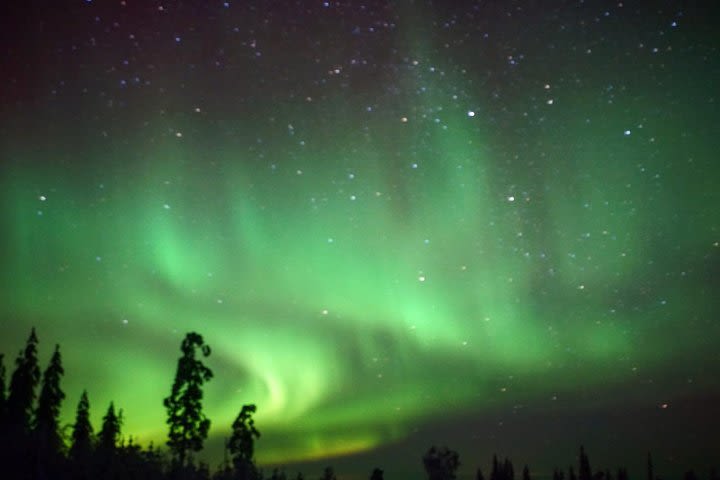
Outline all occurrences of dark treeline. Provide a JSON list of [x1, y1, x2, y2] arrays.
[[0, 328, 717, 480]]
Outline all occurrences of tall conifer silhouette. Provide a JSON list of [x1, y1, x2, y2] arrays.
[[35, 344, 65, 460], [98, 402, 122, 452], [4, 328, 41, 475], [164, 332, 213, 467], [491, 455, 500, 480], [579, 446, 592, 480], [7, 327, 41, 437], [228, 404, 261, 480], [95, 402, 122, 479], [70, 390, 94, 461]]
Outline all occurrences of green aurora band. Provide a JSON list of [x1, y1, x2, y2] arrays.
[[1, 1, 719, 470]]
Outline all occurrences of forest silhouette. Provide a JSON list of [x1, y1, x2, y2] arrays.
[[0, 328, 716, 480]]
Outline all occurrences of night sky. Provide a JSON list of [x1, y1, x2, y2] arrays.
[[1, 1, 719, 478]]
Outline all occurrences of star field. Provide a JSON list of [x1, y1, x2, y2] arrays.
[[1, 1, 719, 478]]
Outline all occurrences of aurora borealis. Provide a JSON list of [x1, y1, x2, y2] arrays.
[[1, 0, 719, 478]]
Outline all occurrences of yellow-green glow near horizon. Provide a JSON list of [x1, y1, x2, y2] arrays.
[[1, 0, 719, 474]]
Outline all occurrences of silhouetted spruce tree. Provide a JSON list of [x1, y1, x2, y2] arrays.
[[523, 465, 531, 480], [32, 343, 66, 479], [70, 390, 94, 460], [320, 466, 337, 480], [98, 402, 122, 452], [569, 466, 578, 480], [553, 468, 565, 480], [371, 467, 384, 480], [96, 402, 122, 477], [491, 455, 500, 480], [4, 328, 41, 475], [68, 390, 94, 480], [164, 332, 213, 468], [35, 344, 65, 461], [579, 446, 592, 480], [476, 467, 485, 480], [6, 328, 41, 437], [422, 446, 460, 480], [228, 404, 261, 480]]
